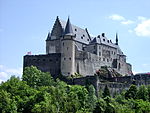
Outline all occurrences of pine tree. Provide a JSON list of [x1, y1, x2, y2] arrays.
[[103, 85, 110, 98]]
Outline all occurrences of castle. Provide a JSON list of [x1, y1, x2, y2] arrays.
[[23, 16, 132, 77]]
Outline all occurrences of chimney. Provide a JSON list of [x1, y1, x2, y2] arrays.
[[102, 33, 105, 37]]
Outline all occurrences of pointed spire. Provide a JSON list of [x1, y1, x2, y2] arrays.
[[116, 33, 118, 45], [64, 17, 74, 36], [55, 16, 60, 25], [56, 16, 60, 22]]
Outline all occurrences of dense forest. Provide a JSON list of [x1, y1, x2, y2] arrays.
[[0, 66, 150, 113]]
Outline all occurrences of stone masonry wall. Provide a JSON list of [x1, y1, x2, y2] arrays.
[[23, 53, 61, 78], [72, 74, 150, 96]]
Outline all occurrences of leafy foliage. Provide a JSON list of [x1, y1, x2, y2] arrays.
[[125, 84, 138, 99], [0, 66, 150, 113], [22, 66, 55, 88], [136, 85, 148, 101]]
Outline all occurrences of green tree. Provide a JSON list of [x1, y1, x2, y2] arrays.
[[147, 85, 150, 102], [93, 98, 106, 113], [86, 85, 97, 112], [125, 85, 137, 99], [136, 85, 148, 101], [134, 99, 150, 113], [115, 94, 126, 105], [32, 88, 56, 113], [69, 85, 89, 111], [0, 76, 38, 113], [103, 85, 110, 98], [22, 66, 41, 88], [22, 66, 55, 88], [0, 90, 17, 113], [104, 96, 115, 113], [98, 89, 103, 99]]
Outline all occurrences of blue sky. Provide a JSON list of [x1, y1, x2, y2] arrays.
[[0, 0, 150, 82]]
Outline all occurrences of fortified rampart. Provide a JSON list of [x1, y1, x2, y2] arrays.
[[71, 74, 150, 95]]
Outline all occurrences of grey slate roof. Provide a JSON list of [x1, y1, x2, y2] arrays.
[[90, 37, 101, 44], [52, 17, 125, 55], [100, 35, 117, 48], [59, 19, 91, 44], [46, 32, 51, 41], [64, 18, 74, 36], [59, 18, 121, 48]]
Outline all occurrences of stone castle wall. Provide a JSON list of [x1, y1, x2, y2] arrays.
[[75, 48, 131, 76], [23, 53, 61, 78], [72, 74, 150, 96]]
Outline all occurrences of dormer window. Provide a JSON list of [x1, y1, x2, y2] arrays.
[[75, 34, 76, 37], [107, 40, 109, 43], [103, 39, 105, 41], [75, 28, 77, 31], [83, 34, 85, 37], [87, 39, 89, 41], [81, 36, 83, 39]]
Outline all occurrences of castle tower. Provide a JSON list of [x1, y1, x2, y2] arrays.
[[46, 16, 63, 54], [61, 17, 75, 76]]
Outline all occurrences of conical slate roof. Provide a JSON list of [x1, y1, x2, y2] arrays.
[[64, 17, 74, 36]]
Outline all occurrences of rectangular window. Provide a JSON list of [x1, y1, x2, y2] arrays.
[[99, 52, 101, 56], [107, 59, 109, 62], [103, 58, 105, 61]]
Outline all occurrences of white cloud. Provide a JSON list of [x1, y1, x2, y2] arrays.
[[0, 72, 8, 79], [109, 14, 135, 25], [6, 68, 22, 75], [109, 14, 125, 21], [128, 29, 133, 33], [0, 65, 23, 83], [137, 16, 146, 21], [109, 14, 150, 37], [121, 20, 134, 25], [134, 19, 150, 37]]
